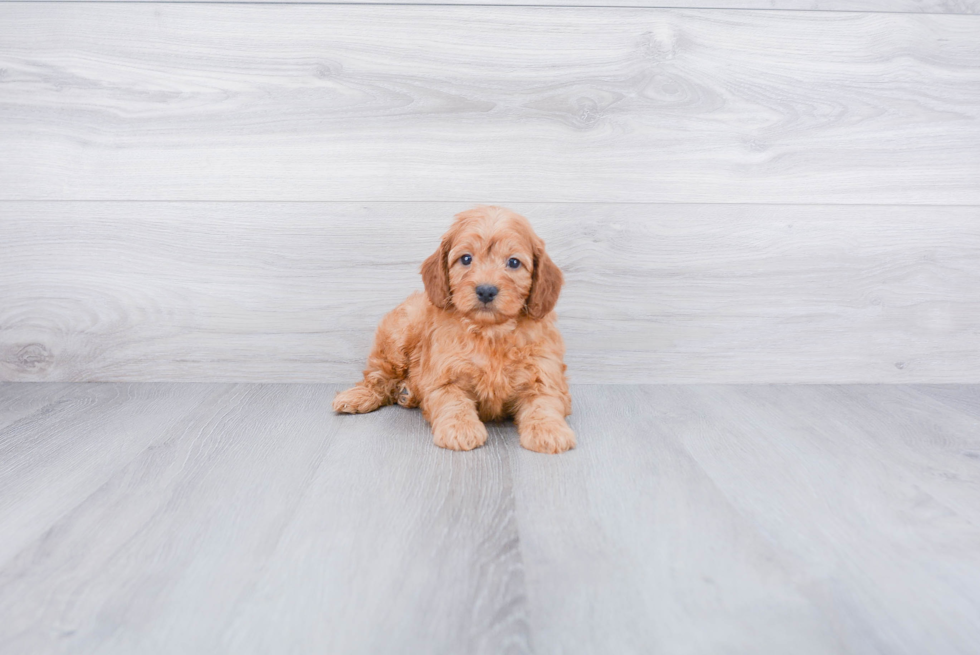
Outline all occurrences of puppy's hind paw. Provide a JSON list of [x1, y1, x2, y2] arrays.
[[333, 386, 384, 414], [396, 384, 418, 408]]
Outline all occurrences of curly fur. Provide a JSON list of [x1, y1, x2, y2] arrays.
[[333, 206, 574, 454]]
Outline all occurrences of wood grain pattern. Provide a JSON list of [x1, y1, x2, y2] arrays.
[[23, 0, 980, 12], [507, 384, 980, 654], [912, 384, 980, 420], [0, 383, 215, 567], [505, 385, 842, 654], [652, 384, 980, 654], [0, 382, 69, 431], [2, 202, 977, 384], [222, 393, 528, 655], [0, 383, 528, 655], [791, 385, 980, 523], [2, 383, 979, 653], [1, 5, 978, 203]]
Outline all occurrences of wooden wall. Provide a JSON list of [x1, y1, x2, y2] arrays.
[[1, 2, 978, 383]]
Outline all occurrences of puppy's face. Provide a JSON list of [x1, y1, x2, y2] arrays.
[[446, 223, 534, 323], [421, 207, 563, 324]]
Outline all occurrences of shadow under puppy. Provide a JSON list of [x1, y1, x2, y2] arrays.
[[333, 206, 574, 454]]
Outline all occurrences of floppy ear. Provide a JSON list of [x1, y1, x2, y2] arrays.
[[421, 238, 452, 309], [525, 239, 563, 319]]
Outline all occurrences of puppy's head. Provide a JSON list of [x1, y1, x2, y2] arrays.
[[421, 206, 563, 324]]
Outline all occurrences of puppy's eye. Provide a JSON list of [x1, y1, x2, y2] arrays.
[[507, 258, 521, 269], [460, 254, 472, 266]]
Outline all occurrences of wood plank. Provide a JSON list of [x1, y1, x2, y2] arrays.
[[1, 5, 978, 203], [0, 383, 217, 568], [726, 384, 980, 525], [0, 382, 69, 431], [2, 202, 978, 384], [23, 1, 980, 15], [0, 384, 528, 654], [636, 384, 980, 654], [506, 384, 841, 653], [911, 384, 980, 421], [222, 393, 528, 654]]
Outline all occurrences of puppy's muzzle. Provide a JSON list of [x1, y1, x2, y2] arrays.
[[475, 285, 498, 304]]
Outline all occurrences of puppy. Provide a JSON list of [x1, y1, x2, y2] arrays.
[[333, 206, 574, 454]]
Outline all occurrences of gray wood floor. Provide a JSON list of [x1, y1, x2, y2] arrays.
[[2, 383, 979, 654]]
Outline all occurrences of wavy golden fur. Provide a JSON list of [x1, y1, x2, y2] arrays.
[[333, 206, 574, 454]]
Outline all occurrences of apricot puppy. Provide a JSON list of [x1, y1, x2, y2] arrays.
[[333, 206, 574, 454]]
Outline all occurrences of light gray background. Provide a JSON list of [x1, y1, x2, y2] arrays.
[[2, 1, 978, 384]]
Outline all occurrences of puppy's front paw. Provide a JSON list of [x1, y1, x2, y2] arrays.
[[519, 418, 576, 454], [333, 386, 384, 414], [432, 415, 488, 451]]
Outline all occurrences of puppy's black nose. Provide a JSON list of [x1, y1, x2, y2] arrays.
[[475, 285, 498, 304]]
